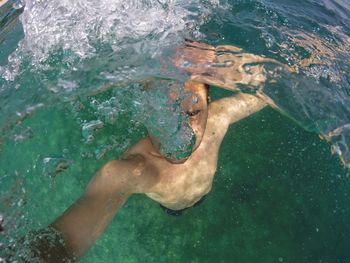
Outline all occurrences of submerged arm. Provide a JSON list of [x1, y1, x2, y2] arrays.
[[30, 156, 157, 261], [52, 161, 132, 260], [208, 93, 267, 136], [211, 93, 267, 126], [203, 93, 267, 151]]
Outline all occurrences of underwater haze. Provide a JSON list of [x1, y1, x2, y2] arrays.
[[1, 0, 350, 262]]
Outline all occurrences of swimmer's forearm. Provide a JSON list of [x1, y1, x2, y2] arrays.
[[52, 188, 129, 260], [51, 163, 133, 260], [212, 93, 267, 125], [33, 157, 155, 261]]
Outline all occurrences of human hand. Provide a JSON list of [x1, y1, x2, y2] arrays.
[[173, 40, 293, 92]]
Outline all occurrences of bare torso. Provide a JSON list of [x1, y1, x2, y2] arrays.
[[125, 94, 266, 210], [131, 137, 217, 210]]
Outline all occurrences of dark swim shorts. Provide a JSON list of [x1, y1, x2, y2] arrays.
[[160, 195, 207, 216]]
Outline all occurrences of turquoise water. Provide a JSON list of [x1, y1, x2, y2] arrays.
[[2, 97, 350, 262], [1, 0, 350, 262]]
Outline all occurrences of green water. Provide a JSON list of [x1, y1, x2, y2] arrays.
[[1, 0, 350, 262], [1, 88, 350, 262], [82, 106, 350, 263]]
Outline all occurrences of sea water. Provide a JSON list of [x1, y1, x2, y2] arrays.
[[1, 0, 350, 262]]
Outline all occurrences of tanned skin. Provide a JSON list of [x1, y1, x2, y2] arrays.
[[46, 87, 266, 261], [33, 40, 278, 261]]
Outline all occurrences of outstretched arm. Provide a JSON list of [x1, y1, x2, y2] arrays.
[[51, 161, 132, 260], [30, 156, 157, 261], [210, 93, 267, 126], [204, 93, 267, 143], [201, 93, 267, 159], [173, 40, 294, 114]]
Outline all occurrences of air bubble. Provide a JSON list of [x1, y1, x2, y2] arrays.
[[42, 157, 72, 178], [12, 0, 24, 10], [81, 120, 104, 142]]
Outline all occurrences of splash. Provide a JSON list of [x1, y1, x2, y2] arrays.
[[0, 0, 222, 139], [0, 1, 225, 259]]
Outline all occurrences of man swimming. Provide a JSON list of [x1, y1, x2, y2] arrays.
[[29, 40, 285, 261]]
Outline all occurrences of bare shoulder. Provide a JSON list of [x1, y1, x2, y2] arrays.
[[122, 137, 154, 158], [96, 138, 161, 194]]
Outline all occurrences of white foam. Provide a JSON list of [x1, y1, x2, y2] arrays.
[[0, 0, 225, 82], [0, 0, 219, 78]]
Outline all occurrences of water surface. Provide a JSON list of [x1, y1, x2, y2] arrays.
[[1, 0, 350, 262]]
